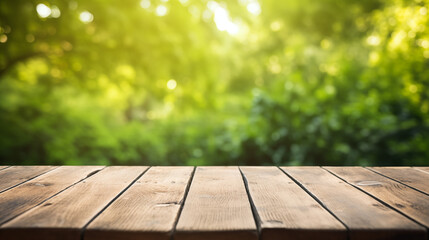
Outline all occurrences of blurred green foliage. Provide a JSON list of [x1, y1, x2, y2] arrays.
[[0, 0, 428, 166]]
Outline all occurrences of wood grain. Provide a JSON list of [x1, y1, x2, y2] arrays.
[[326, 167, 429, 229], [370, 167, 429, 195], [85, 166, 193, 240], [0, 166, 427, 240], [0, 166, 103, 226], [0, 166, 147, 240], [283, 167, 426, 240], [175, 167, 257, 240], [0, 166, 56, 193], [240, 167, 346, 240], [415, 167, 429, 174]]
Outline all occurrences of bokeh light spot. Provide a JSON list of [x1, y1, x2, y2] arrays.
[[36, 3, 51, 18], [418, 39, 429, 48], [0, 34, 7, 43], [420, 7, 427, 15], [408, 84, 417, 93], [51, 5, 61, 18], [140, 0, 151, 9], [167, 79, 177, 90], [26, 34, 35, 43], [270, 21, 282, 31], [367, 35, 380, 46], [207, 1, 239, 35], [156, 5, 168, 16], [80, 11, 94, 23], [247, 2, 261, 15], [321, 39, 332, 49]]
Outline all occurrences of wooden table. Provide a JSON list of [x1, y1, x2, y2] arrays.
[[0, 166, 428, 240]]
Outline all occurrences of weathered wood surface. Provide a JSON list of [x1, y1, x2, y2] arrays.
[[370, 167, 429, 195], [85, 167, 193, 240], [326, 167, 429, 229], [0, 166, 56, 193], [415, 167, 429, 174], [0, 166, 103, 226], [175, 167, 257, 240], [241, 167, 346, 240], [0, 166, 9, 171], [0, 166, 428, 240], [1, 166, 146, 240], [284, 167, 426, 240]]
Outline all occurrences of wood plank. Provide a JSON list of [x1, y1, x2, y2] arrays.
[[326, 167, 429, 229], [85, 166, 194, 240], [240, 167, 346, 240], [0, 166, 147, 240], [370, 167, 429, 195], [0, 166, 9, 171], [282, 167, 426, 240], [175, 167, 257, 240], [415, 167, 429, 174], [0, 166, 56, 193], [0, 166, 103, 226]]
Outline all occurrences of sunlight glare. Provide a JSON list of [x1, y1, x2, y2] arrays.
[[367, 35, 380, 46], [247, 2, 261, 15], [80, 11, 94, 23], [239, 0, 261, 15], [207, 1, 239, 35], [167, 79, 177, 90], [36, 3, 51, 18], [156, 5, 168, 16]]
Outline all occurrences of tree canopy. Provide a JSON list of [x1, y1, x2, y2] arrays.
[[0, 0, 428, 165]]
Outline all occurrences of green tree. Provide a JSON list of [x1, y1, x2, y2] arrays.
[[0, 0, 428, 166]]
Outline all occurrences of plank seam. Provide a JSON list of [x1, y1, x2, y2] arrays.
[[278, 166, 351, 240], [170, 166, 196, 240], [322, 167, 429, 231], [0, 166, 11, 172], [0, 166, 60, 194], [238, 167, 261, 239], [0, 166, 107, 226], [365, 167, 429, 197], [413, 167, 429, 175], [80, 166, 152, 240]]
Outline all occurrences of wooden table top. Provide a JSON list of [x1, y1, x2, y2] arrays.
[[0, 166, 428, 240]]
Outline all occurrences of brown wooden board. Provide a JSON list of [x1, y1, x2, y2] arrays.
[[0, 166, 147, 240], [0, 166, 56, 193], [283, 167, 426, 240], [370, 167, 429, 195], [0, 166, 9, 171], [415, 167, 429, 174], [326, 167, 429, 230], [85, 166, 194, 240], [240, 167, 346, 240], [0, 166, 103, 226], [0, 166, 427, 240], [174, 167, 257, 240]]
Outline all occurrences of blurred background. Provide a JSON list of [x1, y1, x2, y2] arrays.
[[0, 0, 428, 166]]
